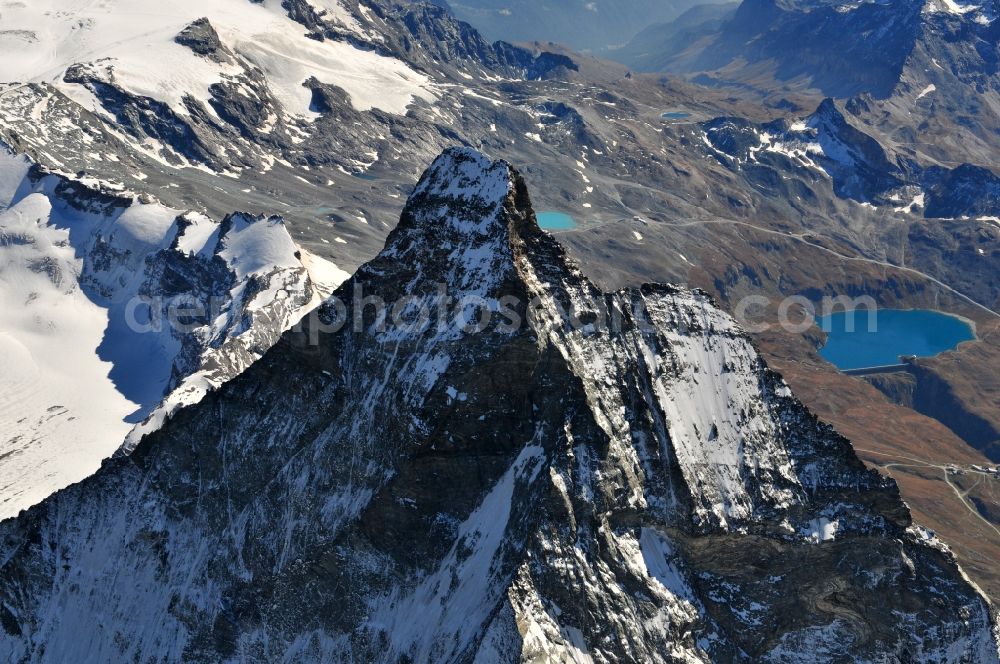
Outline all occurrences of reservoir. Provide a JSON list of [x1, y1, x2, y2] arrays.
[[536, 211, 577, 231], [818, 308, 975, 370]]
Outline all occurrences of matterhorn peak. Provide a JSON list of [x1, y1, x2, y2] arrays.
[[391, 147, 540, 249], [409, 148, 515, 212], [358, 147, 550, 306], [0, 150, 996, 663]]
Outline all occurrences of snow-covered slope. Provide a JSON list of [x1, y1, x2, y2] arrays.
[[0, 0, 434, 118], [0, 0, 581, 184], [0, 145, 347, 519], [0, 0, 446, 183], [0, 148, 995, 662], [0, 154, 137, 515]]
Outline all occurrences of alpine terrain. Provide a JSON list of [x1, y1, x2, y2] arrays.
[[1, 0, 1000, 658], [0, 148, 997, 662]]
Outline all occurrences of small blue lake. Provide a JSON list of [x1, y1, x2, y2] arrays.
[[818, 309, 975, 370], [661, 111, 691, 120], [537, 211, 578, 231]]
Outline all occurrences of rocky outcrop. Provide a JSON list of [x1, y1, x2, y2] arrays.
[[864, 362, 1000, 461], [174, 17, 234, 63], [63, 62, 228, 170], [864, 371, 917, 409], [0, 148, 995, 662]]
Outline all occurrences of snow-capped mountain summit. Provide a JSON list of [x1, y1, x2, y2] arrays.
[[0, 144, 347, 520], [0, 148, 995, 662]]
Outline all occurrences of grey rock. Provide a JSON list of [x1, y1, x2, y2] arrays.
[[175, 18, 234, 64]]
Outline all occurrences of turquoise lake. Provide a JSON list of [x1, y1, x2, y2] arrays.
[[818, 309, 975, 370], [660, 111, 691, 120], [536, 211, 578, 230]]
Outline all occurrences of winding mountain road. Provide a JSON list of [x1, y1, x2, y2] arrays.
[[856, 447, 1000, 539]]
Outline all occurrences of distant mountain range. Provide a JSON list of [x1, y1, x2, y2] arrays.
[[615, 0, 1000, 99], [437, 0, 705, 51], [606, 2, 737, 70]]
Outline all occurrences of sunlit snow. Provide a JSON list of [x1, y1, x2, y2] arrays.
[[0, 0, 436, 117]]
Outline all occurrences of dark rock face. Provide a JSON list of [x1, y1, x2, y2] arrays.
[[864, 371, 918, 409], [206, 72, 282, 143], [521, 51, 579, 80], [907, 365, 1000, 461], [175, 18, 233, 63], [924, 164, 1000, 219], [0, 148, 996, 662], [806, 99, 909, 202]]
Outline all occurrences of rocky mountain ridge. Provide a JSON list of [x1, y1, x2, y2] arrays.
[[617, 0, 994, 96], [0, 148, 996, 662], [0, 143, 346, 519], [702, 96, 1000, 219]]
